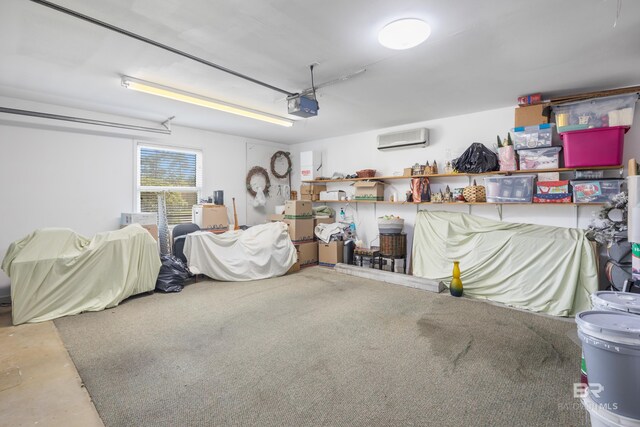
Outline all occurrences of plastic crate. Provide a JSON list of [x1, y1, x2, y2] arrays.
[[484, 175, 536, 203], [518, 146, 561, 170], [511, 123, 554, 150], [552, 94, 637, 133], [570, 179, 624, 203], [561, 126, 626, 168]]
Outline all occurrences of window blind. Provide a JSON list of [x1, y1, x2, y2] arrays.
[[138, 145, 202, 225]]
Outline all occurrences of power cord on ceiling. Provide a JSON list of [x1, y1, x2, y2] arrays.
[[310, 64, 319, 110], [614, 0, 622, 28]]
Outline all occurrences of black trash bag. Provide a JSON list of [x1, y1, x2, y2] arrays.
[[452, 143, 499, 173], [155, 255, 190, 293]]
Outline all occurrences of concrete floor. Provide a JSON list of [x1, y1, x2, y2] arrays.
[[0, 306, 103, 427]]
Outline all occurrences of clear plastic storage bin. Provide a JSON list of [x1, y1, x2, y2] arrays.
[[518, 146, 561, 170], [484, 175, 536, 203], [571, 179, 624, 203], [553, 94, 638, 133], [512, 123, 554, 150]]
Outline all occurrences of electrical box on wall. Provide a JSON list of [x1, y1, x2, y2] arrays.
[[300, 151, 322, 182]]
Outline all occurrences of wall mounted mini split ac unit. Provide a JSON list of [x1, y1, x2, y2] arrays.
[[377, 128, 429, 150]]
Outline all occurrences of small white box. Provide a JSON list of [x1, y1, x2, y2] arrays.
[[320, 190, 346, 201], [121, 212, 157, 226], [300, 151, 322, 182]]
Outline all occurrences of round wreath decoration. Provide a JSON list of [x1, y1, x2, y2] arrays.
[[246, 166, 270, 198], [270, 151, 292, 179]]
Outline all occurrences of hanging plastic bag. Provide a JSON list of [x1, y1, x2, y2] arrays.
[[155, 255, 190, 293], [254, 187, 267, 207], [452, 143, 499, 173]]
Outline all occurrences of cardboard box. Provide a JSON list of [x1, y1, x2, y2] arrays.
[[284, 200, 312, 218], [514, 103, 550, 128], [301, 194, 320, 201], [284, 218, 314, 242], [300, 184, 327, 195], [319, 241, 344, 266], [120, 224, 158, 242], [267, 214, 285, 222], [192, 204, 229, 231], [287, 260, 301, 274], [121, 212, 157, 226], [314, 217, 334, 228], [354, 181, 384, 201], [296, 241, 318, 266], [403, 168, 413, 177]]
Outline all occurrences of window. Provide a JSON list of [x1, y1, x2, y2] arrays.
[[136, 144, 202, 225]]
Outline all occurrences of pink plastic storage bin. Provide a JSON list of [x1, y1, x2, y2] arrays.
[[561, 126, 628, 168]]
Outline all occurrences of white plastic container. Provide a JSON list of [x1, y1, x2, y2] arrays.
[[553, 94, 638, 133], [512, 123, 554, 150], [576, 311, 640, 420], [581, 393, 640, 427], [517, 146, 562, 170], [591, 292, 640, 315], [484, 174, 535, 203]]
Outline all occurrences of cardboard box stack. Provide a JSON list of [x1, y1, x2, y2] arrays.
[[120, 212, 158, 242], [300, 184, 326, 201], [283, 200, 318, 272]]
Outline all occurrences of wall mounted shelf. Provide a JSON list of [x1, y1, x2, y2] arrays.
[[304, 165, 619, 225], [302, 165, 623, 184]]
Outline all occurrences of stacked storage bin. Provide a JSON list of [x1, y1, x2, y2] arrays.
[[512, 123, 570, 203], [553, 94, 638, 203]]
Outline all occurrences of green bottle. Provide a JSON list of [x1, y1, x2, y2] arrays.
[[450, 261, 463, 297]]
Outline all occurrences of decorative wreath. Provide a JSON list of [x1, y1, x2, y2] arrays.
[[270, 151, 292, 179], [246, 166, 271, 198]]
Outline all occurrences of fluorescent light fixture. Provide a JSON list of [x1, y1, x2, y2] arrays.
[[121, 76, 295, 127], [378, 18, 431, 50]]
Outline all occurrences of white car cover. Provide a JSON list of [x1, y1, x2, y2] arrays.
[[184, 222, 297, 281], [2, 225, 161, 325]]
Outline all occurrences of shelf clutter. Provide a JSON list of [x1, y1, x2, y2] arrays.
[[302, 165, 621, 207], [300, 90, 636, 208]]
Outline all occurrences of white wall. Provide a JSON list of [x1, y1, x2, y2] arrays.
[[0, 97, 278, 299], [291, 105, 640, 270], [245, 142, 291, 225]]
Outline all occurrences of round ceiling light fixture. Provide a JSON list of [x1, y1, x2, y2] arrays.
[[378, 18, 431, 50]]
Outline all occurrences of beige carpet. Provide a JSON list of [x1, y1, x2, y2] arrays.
[[54, 267, 588, 427]]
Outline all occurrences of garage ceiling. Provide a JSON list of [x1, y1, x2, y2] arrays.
[[1, 0, 639, 144]]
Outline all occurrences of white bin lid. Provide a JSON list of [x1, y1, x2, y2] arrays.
[[591, 291, 640, 315], [576, 311, 640, 346], [582, 393, 640, 427]]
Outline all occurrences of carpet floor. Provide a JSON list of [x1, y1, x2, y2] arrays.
[[54, 267, 588, 427]]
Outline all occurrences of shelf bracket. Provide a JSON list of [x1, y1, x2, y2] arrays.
[[496, 204, 503, 221]]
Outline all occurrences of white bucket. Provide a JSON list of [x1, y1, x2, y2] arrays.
[[582, 393, 640, 427], [576, 311, 640, 420], [591, 292, 640, 315]]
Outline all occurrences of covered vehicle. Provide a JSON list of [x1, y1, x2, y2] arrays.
[[184, 222, 296, 281], [2, 225, 161, 325], [412, 211, 598, 316]]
